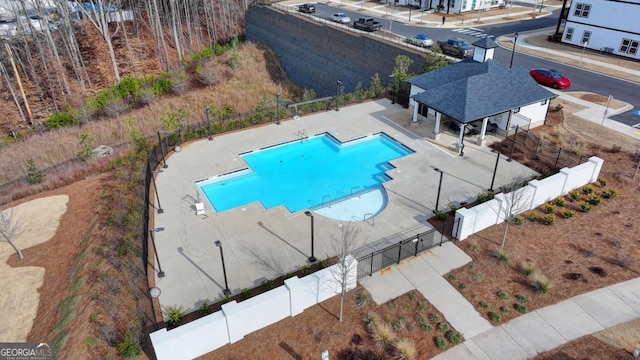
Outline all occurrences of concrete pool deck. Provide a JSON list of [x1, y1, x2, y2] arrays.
[[151, 99, 537, 313]]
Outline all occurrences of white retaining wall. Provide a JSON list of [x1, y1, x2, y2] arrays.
[[150, 256, 357, 360], [454, 157, 603, 240]]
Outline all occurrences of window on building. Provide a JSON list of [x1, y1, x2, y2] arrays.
[[451, 0, 455, 7], [462, 0, 467, 9], [565, 27, 574, 41], [582, 31, 591, 44], [574, 3, 591, 17], [620, 38, 639, 55], [490, 0, 499, 5], [471, 0, 476, 9]]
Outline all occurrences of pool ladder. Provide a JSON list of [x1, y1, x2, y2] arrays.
[[322, 194, 331, 208], [351, 186, 361, 198], [364, 212, 375, 226]]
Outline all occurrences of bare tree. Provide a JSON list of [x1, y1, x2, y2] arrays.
[[329, 222, 364, 322], [0, 208, 25, 259], [495, 174, 532, 248]]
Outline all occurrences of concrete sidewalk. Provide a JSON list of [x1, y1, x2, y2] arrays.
[[432, 277, 640, 359]]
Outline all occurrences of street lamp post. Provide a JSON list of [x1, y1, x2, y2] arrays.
[[150, 168, 164, 214], [157, 130, 168, 168], [336, 80, 342, 111], [509, 32, 519, 69], [433, 167, 444, 212], [149, 287, 161, 330], [205, 107, 212, 141], [389, 74, 396, 104], [215, 240, 231, 296], [304, 211, 317, 263], [149, 227, 165, 277], [276, 93, 281, 125], [489, 150, 500, 192]]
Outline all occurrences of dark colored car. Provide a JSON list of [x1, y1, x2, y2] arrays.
[[298, 3, 316, 13], [436, 38, 474, 58], [529, 68, 571, 89]]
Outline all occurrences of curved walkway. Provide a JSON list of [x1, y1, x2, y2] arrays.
[[360, 243, 640, 359]]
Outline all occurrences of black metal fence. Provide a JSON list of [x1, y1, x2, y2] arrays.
[[356, 218, 460, 279], [504, 125, 588, 170]]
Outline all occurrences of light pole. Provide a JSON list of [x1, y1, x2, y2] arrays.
[[151, 168, 164, 214], [215, 240, 231, 296], [276, 93, 281, 125], [149, 287, 161, 330], [389, 74, 396, 104], [433, 167, 444, 212], [157, 130, 168, 168], [304, 211, 317, 263], [489, 150, 500, 192], [205, 107, 212, 141], [149, 227, 165, 277], [336, 80, 342, 111], [509, 32, 519, 69]]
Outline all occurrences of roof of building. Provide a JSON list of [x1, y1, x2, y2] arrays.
[[408, 59, 556, 123], [471, 36, 499, 49]]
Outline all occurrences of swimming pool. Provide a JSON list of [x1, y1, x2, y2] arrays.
[[198, 132, 413, 213]]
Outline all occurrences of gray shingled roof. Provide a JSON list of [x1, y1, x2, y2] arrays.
[[408, 60, 556, 123], [472, 37, 498, 49]]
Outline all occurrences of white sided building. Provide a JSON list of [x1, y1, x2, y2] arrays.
[[561, 0, 639, 59], [386, 0, 505, 13]]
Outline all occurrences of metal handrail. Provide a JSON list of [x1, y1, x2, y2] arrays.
[[364, 212, 374, 226]]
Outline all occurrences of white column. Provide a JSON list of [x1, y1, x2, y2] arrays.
[[432, 112, 442, 140], [477, 117, 489, 146], [412, 103, 419, 123], [457, 123, 465, 148]]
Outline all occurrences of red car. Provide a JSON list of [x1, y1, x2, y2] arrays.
[[529, 68, 571, 89]]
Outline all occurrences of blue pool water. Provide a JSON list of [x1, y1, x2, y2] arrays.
[[199, 133, 413, 213]]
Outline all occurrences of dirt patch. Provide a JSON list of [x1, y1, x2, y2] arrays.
[[0, 195, 68, 342]]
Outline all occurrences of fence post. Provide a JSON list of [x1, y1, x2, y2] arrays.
[[508, 125, 519, 161], [369, 253, 374, 276], [397, 243, 402, 264], [534, 138, 540, 155], [555, 148, 562, 167], [414, 234, 419, 256]]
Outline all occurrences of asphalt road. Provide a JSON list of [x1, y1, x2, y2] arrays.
[[311, 4, 640, 126]]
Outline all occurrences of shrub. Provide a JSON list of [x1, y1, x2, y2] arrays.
[[500, 306, 511, 314], [26, 159, 45, 185], [435, 336, 448, 349], [513, 215, 524, 225], [579, 201, 592, 212], [468, 239, 482, 253], [479, 301, 489, 309], [394, 338, 417, 360], [363, 312, 381, 329], [530, 273, 553, 294], [514, 303, 528, 313], [477, 191, 495, 203], [447, 202, 460, 213], [46, 107, 79, 128], [447, 274, 457, 281], [164, 305, 186, 326], [433, 209, 447, 220], [497, 290, 510, 300], [436, 323, 449, 332], [118, 329, 142, 358], [408, 291, 416, 300], [597, 177, 607, 187], [602, 189, 617, 199], [561, 209, 576, 218], [543, 214, 555, 225], [587, 193, 602, 205], [446, 330, 463, 345], [582, 185, 594, 194], [553, 196, 565, 207], [492, 248, 514, 267], [515, 294, 528, 303], [356, 292, 370, 308], [543, 203, 555, 214], [77, 131, 94, 161], [198, 302, 211, 315], [260, 279, 274, 291], [527, 212, 538, 222], [488, 312, 502, 322], [240, 288, 252, 300], [421, 323, 433, 331], [459, 283, 467, 290], [417, 301, 427, 311], [474, 272, 485, 281], [428, 313, 440, 323], [568, 190, 580, 201], [405, 323, 415, 331], [371, 322, 396, 351], [414, 313, 425, 324], [520, 262, 536, 275], [392, 319, 404, 332]]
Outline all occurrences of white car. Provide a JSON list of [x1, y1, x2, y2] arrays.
[[330, 13, 351, 24], [408, 34, 434, 48]]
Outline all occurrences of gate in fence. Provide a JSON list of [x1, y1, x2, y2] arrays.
[[356, 218, 459, 279]]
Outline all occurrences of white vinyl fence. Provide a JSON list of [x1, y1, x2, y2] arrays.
[[150, 256, 357, 360], [454, 157, 604, 240]]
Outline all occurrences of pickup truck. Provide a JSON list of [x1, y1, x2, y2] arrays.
[[352, 17, 382, 32], [436, 38, 474, 58], [298, 3, 316, 13]]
